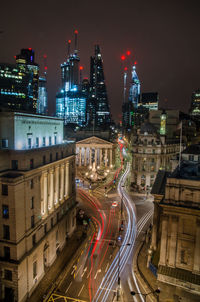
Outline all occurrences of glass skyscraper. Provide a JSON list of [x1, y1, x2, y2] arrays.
[[89, 45, 111, 128]]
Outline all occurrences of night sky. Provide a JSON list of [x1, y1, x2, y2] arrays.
[[0, 0, 200, 122]]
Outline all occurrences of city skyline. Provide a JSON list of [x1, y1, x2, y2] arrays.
[[0, 0, 199, 121]]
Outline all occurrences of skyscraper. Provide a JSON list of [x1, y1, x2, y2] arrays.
[[56, 32, 87, 126], [37, 77, 48, 115], [139, 92, 159, 110], [16, 48, 39, 112], [0, 63, 34, 112], [89, 45, 111, 128], [129, 64, 140, 108], [190, 89, 200, 119]]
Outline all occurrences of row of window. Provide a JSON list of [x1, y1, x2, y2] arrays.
[[28, 135, 57, 149]]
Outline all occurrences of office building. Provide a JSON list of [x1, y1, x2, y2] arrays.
[[129, 64, 140, 108], [90, 45, 111, 128], [139, 92, 159, 110], [190, 89, 200, 118], [37, 77, 48, 115], [0, 112, 76, 302], [16, 49, 39, 112]]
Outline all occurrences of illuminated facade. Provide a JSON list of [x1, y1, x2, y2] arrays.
[[190, 89, 200, 118], [139, 92, 159, 110], [0, 63, 34, 112], [16, 49, 39, 112], [129, 64, 140, 108], [56, 44, 87, 126], [90, 45, 111, 128], [37, 77, 48, 115], [0, 112, 76, 302]]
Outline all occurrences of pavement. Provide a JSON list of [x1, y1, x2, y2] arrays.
[[28, 225, 86, 302]]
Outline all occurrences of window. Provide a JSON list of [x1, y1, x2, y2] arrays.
[[30, 159, 34, 169], [49, 136, 52, 146], [43, 155, 46, 165], [54, 136, 57, 144], [51, 217, 53, 228], [30, 179, 34, 189], [31, 215, 35, 228], [4, 269, 12, 281], [31, 197, 34, 209], [3, 225, 10, 240], [2, 184, 8, 196], [43, 137, 46, 147], [61, 151, 63, 158], [33, 261, 37, 278], [50, 153, 52, 162], [56, 152, 58, 160], [4, 246, 10, 259], [32, 234, 36, 246], [2, 139, 8, 149], [44, 223, 47, 234], [28, 138, 32, 149], [36, 137, 39, 148], [189, 155, 194, 161], [2, 205, 9, 219], [11, 160, 18, 170], [57, 212, 59, 223]]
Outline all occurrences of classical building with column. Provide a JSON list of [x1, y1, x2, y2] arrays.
[[149, 160, 200, 302], [76, 136, 115, 168], [0, 112, 76, 302]]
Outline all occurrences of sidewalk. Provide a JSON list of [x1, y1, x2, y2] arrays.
[[28, 225, 86, 302]]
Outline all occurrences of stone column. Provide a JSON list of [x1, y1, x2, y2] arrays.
[[168, 216, 178, 267], [65, 162, 69, 197], [60, 165, 64, 201], [44, 172, 48, 214], [40, 174, 44, 215], [95, 148, 97, 167], [193, 219, 200, 273], [54, 166, 59, 205], [110, 149, 112, 166], [79, 148, 82, 166], [84, 148, 86, 166], [105, 149, 108, 167], [89, 148, 92, 166], [159, 215, 168, 266], [100, 148, 102, 166], [49, 170, 54, 210]]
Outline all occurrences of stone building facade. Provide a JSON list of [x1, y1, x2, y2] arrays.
[[131, 122, 179, 189], [76, 136, 115, 168], [0, 113, 76, 302], [150, 161, 200, 302]]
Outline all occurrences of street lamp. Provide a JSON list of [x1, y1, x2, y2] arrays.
[[130, 288, 160, 301]]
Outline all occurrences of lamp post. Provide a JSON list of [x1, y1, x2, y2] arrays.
[[130, 288, 160, 301]]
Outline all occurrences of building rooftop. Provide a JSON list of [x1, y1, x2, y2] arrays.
[[170, 160, 200, 180], [140, 122, 158, 135], [151, 170, 171, 195], [182, 144, 200, 155]]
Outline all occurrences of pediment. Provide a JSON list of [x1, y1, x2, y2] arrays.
[[76, 136, 113, 146]]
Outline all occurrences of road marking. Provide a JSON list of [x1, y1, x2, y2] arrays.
[[87, 270, 91, 278], [94, 269, 101, 279], [81, 267, 87, 277], [65, 281, 72, 293], [76, 264, 83, 276], [105, 262, 109, 273], [78, 284, 85, 297]]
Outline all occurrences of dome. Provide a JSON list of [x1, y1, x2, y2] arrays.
[[140, 122, 158, 135]]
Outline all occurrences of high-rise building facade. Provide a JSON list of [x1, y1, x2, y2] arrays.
[[0, 112, 76, 302], [0, 63, 34, 112], [190, 89, 200, 118], [56, 35, 87, 126], [89, 45, 111, 128], [37, 77, 48, 115], [16, 49, 39, 112], [129, 64, 140, 108], [139, 92, 159, 111]]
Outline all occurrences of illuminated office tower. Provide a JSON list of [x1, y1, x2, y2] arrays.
[[129, 64, 140, 108], [56, 32, 87, 126], [0, 63, 34, 112], [139, 92, 159, 110], [90, 45, 111, 128], [190, 89, 200, 119], [37, 77, 48, 114], [16, 48, 39, 112]]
